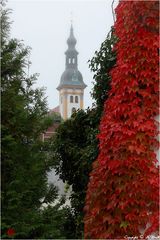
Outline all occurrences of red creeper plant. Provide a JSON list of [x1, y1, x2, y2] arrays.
[[84, 1, 159, 239]]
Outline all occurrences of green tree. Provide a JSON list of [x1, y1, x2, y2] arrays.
[[89, 28, 116, 119], [1, 4, 70, 239], [49, 30, 116, 238], [49, 109, 99, 238]]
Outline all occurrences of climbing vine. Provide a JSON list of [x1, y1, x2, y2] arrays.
[[84, 1, 159, 238]]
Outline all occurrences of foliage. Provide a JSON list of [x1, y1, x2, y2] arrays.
[[41, 111, 62, 135], [84, 1, 159, 239], [49, 109, 99, 238], [89, 28, 116, 119], [27, 204, 76, 239], [49, 112, 62, 123], [1, 5, 71, 239], [49, 22, 116, 239]]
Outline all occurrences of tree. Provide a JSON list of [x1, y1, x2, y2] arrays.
[[49, 109, 99, 238], [89, 28, 116, 119], [49, 30, 116, 238], [84, 1, 159, 238], [1, 4, 72, 239]]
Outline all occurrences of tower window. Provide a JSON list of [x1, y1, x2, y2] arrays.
[[70, 95, 73, 103], [75, 96, 78, 103], [72, 107, 76, 114], [69, 58, 71, 64], [72, 58, 75, 64]]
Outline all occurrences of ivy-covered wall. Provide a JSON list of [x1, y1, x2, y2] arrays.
[[84, 1, 159, 238]]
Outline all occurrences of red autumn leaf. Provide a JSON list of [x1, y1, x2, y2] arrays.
[[7, 228, 15, 237], [108, 160, 120, 170]]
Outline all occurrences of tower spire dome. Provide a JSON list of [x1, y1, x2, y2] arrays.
[[70, 23, 73, 35], [57, 24, 87, 120], [67, 23, 77, 47]]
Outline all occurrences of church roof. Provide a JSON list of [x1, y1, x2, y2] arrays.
[[57, 24, 87, 90], [57, 68, 86, 90], [67, 24, 77, 47], [50, 106, 60, 114]]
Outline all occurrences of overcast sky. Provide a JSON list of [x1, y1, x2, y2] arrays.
[[7, 0, 118, 109]]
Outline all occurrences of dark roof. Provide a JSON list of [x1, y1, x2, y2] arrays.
[[67, 26, 77, 46], [57, 24, 87, 91], [57, 68, 87, 90]]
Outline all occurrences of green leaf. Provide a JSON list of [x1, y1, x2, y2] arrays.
[[120, 221, 129, 228]]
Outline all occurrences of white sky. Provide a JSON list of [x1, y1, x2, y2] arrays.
[[7, 0, 118, 109]]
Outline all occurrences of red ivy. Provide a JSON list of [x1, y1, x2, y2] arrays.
[[84, 1, 159, 239]]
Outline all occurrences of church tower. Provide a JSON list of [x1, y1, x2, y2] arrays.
[[57, 24, 87, 120]]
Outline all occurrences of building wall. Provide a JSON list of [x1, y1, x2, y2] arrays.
[[67, 94, 80, 118], [59, 95, 63, 117], [59, 88, 84, 120], [41, 122, 60, 141]]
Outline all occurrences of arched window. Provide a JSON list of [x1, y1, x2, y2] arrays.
[[69, 58, 71, 64], [72, 58, 75, 64], [70, 95, 73, 103], [75, 96, 78, 103], [72, 107, 76, 114]]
